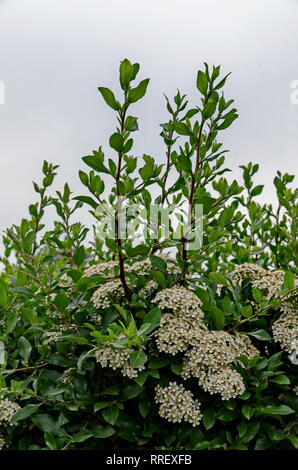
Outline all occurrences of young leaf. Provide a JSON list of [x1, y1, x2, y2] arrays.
[[128, 79, 149, 103], [98, 87, 120, 111]]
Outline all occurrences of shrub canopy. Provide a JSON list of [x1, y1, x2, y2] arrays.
[[0, 60, 297, 451]]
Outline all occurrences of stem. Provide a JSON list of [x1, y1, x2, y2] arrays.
[[32, 190, 45, 255], [151, 117, 176, 255], [182, 119, 205, 262], [115, 99, 131, 301], [274, 203, 281, 268]]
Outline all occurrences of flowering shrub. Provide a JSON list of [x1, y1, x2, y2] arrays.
[[0, 60, 297, 451]]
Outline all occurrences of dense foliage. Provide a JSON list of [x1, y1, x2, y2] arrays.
[[0, 60, 297, 451]]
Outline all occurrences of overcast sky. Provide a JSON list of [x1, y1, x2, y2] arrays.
[[0, 0, 297, 235]]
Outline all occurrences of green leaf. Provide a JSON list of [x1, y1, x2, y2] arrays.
[[11, 404, 41, 422], [251, 185, 264, 197], [98, 87, 120, 111], [124, 116, 138, 132], [177, 154, 192, 173], [194, 441, 211, 450], [109, 132, 124, 152], [267, 351, 283, 370], [54, 292, 68, 312], [73, 246, 85, 266], [32, 414, 66, 436], [73, 196, 98, 209], [247, 329, 271, 341], [217, 110, 238, 130], [255, 405, 294, 416], [202, 92, 218, 119], [150, 255, 167, 273], [241, 305, 253, 318], [82, 150, 109, 173], [130, 350, 148, 368], [171, 121, 192, 136], [128, 78, 150, 103], [209, 306, 225, 330], [58, 335, 90, 345], [90, 425, 115, 439], [283, 271, 294, 290], [94, 402, 110, 412], [252, 288, 263, 303], [242, 405, 255, 420], [209, 272, 229, 286], [141, 307, 161, 334], [171, 363, 182, 375], [18, 336, 32, 362], [138, 397, 150, 418], [202, 408, 216, 430], [242, 423, 260, 443], [151, 270, 166, 289], [0, 374, 5, 387], [44, 432, 57, 450], [237, 422, 248, 439], [10, 287, 32, 295], [0, 284, 7, 307], [196, 70, 208, 95], [121, 384, 144, 400], [134, 370, 148, 386], [102, 406, 119, 425], [72, 429, 93, 443], [288, 435, 298, 449], [271, 374, 290, 385], [119, 58, 132, 90], [218, 206, 234, 226], [148, 358, 170, 369], [213, 72, 231, 91]]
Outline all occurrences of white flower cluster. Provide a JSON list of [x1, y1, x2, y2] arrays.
[[85, 260, 118, 278], [156, 313, 207, 355], [153, 284, 258, 400], [233, 263, 288, 302], [42, 323, 77, 345], [233, 263, 298, 313], [155, 382, 202, 426], [294, 385, 298, 396], [181, 331, 258, 400], [125, 256, 181, 276], [95, 347, 145, 378], [272, 312, 298, 354], [0, 399, 20, 425], [86, 256, 181, 278], [153, 285, 203, 319], [92, 279, 124, 309], [153, 285, 207, 354], [198, 367, 245, 400], [233, 263, 298, 355], [87, 257, 183, 309], [232, 263, 268, 284]]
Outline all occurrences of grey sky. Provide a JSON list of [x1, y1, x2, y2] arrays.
[[0, 0, 297, 235]]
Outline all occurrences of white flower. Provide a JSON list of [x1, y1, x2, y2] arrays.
[[153, 285, 203, 319], [0, 399, 20, 425], [95, 346, 145, 378], [272, 312, 298, 353], [155, 382, 202, 426]]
